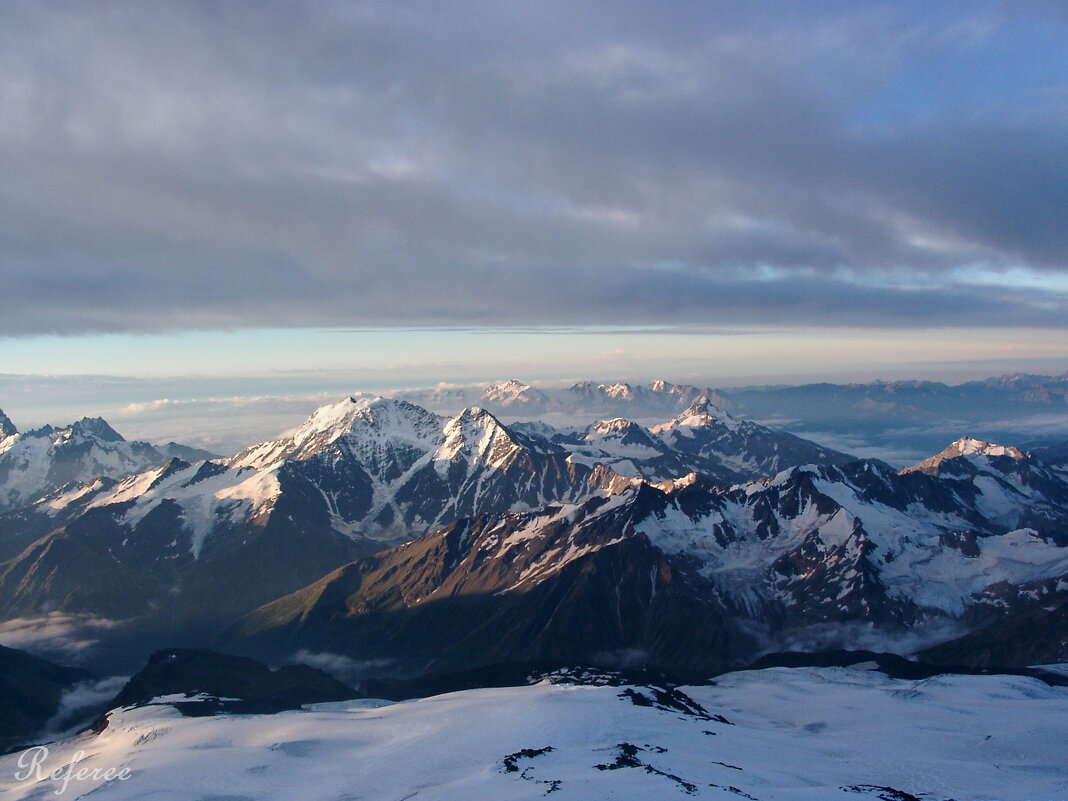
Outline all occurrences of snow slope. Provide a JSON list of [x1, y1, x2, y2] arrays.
[[0, 419, 167, 508], [1, 667, 1065, 800]]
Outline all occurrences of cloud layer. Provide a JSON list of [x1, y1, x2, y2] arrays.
[[2, 1, 1066, 334]]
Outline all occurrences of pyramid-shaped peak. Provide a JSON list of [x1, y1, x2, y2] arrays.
[[69, 417, 124, 442], [438, 407, 520, 466], [682, 396, 731, 419], [448, 406, 511, 432], [649, 395, 737, 436], [590, 417, 637, 435]]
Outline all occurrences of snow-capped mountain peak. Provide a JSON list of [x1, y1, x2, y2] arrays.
[[951, 436, 1026, 459], [603, 381, 636, 400], [902, 436, 1028, 476], [483, 379, 543, 403], [233, 395, 444, 470], [436, 407, 519, 470], [292, 395, 372, 446], [651, 396, 737, 435], [588, 417, 638, 437], [64, 416, 125, 443], [0, 415, 171, 508]]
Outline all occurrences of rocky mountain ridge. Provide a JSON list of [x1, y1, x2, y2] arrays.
[[2, 390, 1066, 678], [230, 435, 1068, 674]]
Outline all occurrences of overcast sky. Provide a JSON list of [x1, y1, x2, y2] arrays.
[[1, 1, 1067, 444], [3, 0, 1066, 332]]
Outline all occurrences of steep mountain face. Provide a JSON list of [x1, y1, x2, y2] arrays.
[[551, 417, 696, 481], [641, 450, 1068, 630], [0, 417, 170, 509], [230, 489, 749, 678], [4, 385, 1066, 677], [231, 439, 1068, 674], [0, 413, 213, 514], [0, 397, 629, 628], [919, 574, 1068, 668], [0, 461, 369, 625], [225, 396, 626, 542], [897, 437, 1068, 540], [0, 644, 94, 753], [0, 408, 16, 440]]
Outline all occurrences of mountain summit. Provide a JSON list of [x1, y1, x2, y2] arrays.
[[902, 436, 1028, 476], [482, 379, 553, 409], [0, 415, 169, 508]]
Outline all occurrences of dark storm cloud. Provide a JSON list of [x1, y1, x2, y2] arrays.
[[1, 0, 1065, 335]]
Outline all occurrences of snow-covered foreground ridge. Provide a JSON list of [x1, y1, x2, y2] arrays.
[[2, 667, 1065, 801]]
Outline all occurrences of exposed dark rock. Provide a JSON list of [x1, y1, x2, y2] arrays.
[[108, 648, 357, 716], [0, 644, 94, 754]]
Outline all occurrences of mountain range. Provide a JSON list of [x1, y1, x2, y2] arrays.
[[0, 387, 1066, 681], [0, 395, 850, 635], [396, 378, 734, 422], [394, 373, 1068, 465], [0, 415, 213, 510], [230, 435, 1068, 676]]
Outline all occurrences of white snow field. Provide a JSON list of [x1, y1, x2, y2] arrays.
[[2, 666, 1066, 800]]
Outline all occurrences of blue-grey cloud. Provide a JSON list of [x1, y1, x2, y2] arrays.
[[1, 1, 1065, 335]]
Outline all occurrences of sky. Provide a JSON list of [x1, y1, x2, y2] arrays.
[[1, 1, 1067, 447]]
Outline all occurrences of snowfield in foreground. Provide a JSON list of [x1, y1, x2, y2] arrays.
[[2, 667, 1066, 801]]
